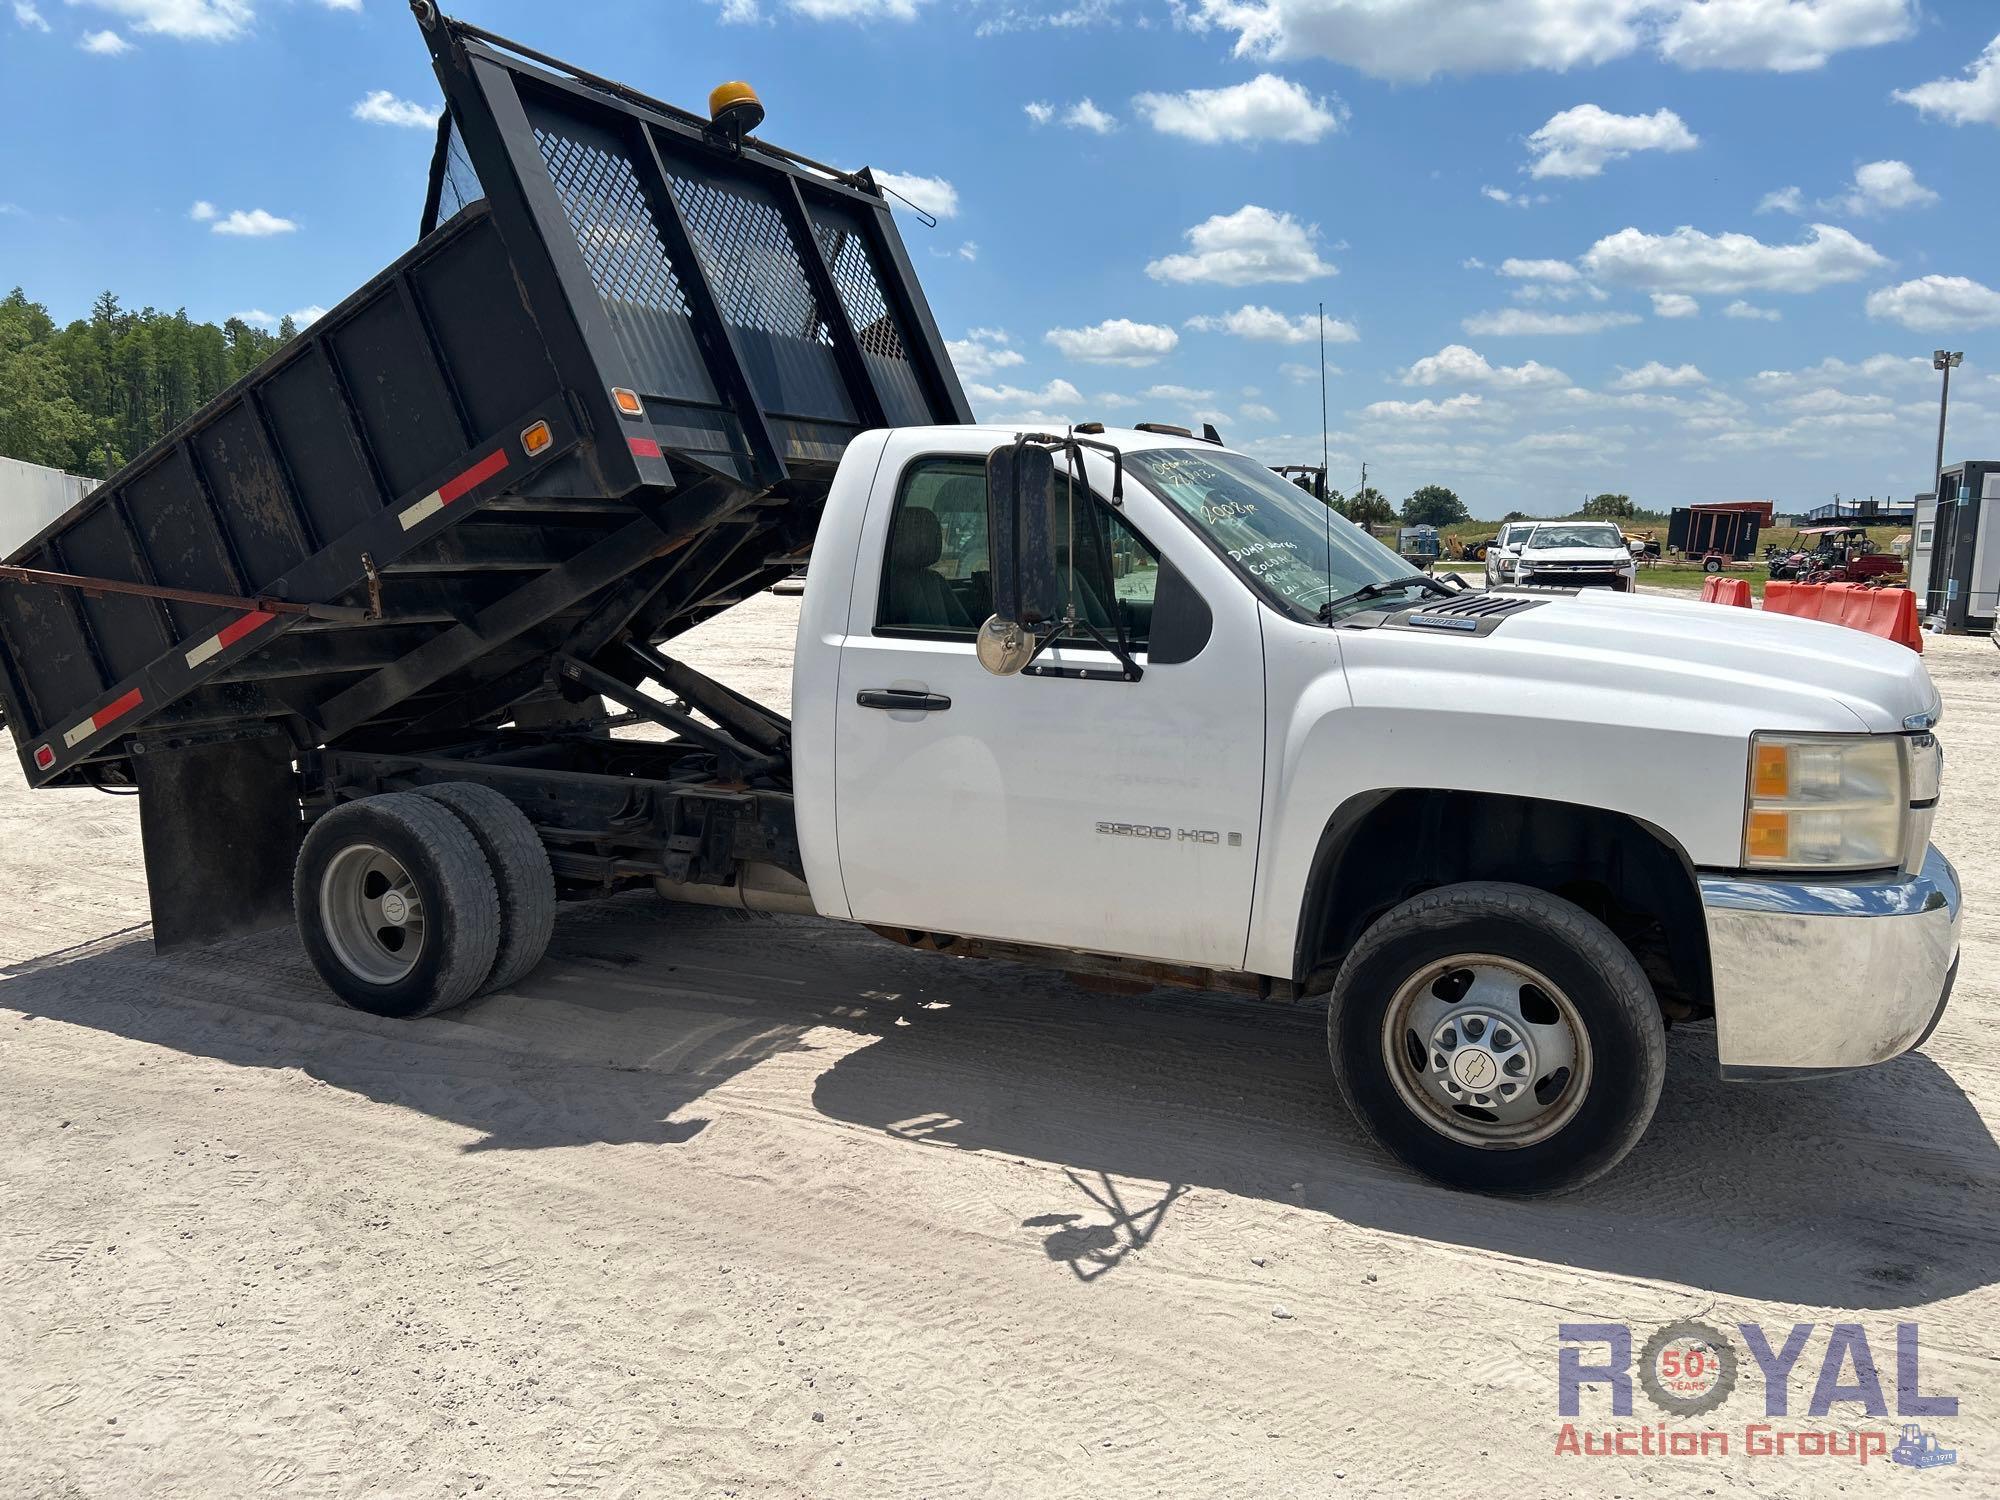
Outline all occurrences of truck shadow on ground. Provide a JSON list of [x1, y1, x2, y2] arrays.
[[6, 897, 1994, 1310]]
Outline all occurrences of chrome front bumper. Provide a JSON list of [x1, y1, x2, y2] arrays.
[[1699, 844, 1961, 1079]]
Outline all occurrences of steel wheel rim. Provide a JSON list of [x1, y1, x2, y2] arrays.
[[320, 842, 426, 985], [1380, 953, 1594, 1149]]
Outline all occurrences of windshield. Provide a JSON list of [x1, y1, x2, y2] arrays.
[[1526, 523, 1624, 550], [1122, 448, 1411, 619]]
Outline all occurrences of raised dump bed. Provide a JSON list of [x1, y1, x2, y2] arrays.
[[0, 3, 967, 796], [0, 4, 968, 954]]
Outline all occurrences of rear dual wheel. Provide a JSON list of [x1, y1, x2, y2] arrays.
[[294, 785, 554, 1018]]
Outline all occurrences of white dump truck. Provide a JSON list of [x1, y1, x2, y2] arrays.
[[0, 7, 1958, 1195]]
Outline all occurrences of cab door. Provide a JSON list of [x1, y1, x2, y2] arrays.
[[830, 435, 1267, 969]]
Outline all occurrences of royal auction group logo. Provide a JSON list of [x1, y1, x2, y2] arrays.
[[1556, 1320, 1959, 1468]]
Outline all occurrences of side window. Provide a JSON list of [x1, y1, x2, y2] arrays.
[[877, 456, 1166, 650]]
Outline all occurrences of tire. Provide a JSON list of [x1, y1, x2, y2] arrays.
[[415, 782, 555, 994], [1326, 882, 1667, 1196], [1703, 558, 1723, 574], [294, 793, 501, 1019]]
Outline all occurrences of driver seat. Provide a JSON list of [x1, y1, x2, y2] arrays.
[[886, 506, 968, 628]]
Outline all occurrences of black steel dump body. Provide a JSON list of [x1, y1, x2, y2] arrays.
[[0, 6, 968, 796]]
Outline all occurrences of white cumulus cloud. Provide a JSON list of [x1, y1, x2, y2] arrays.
[[209, 207, 297, 237], [1461, 308, 1642, 335], [1401, 344, 1568, 387], [1525, 104, 1697, 178], [1146, 204, 1336, 285], [1499, 258, 1581, 281], [1362, 393, 1485, 421], [1133, 74, 1345, 144], [947, 329, 1026, 378], [63, 0, 366, 40], [1044, 318, 1180, 366], [870, 170, 958, 219], [1828, 159, 1937, 215], [1654, 0, 1913, 73], [1865, 275, 2000, 332], [1177, 0, 1913, 80], [1651, 292, 1700, 317], [968, 377, 1088, 425], [1066, 99, 1117, 132], [1184, 304, 1357, 343], [1580, 222, 1886, 293], [1480, 185, 1549, 208], [80, 26, 129, 51], [14, 3, 50, 31], [1611, 360, 1706, 389], [1895, 32, 2000, 127], [787, 0, 931, 18], [353, 91, 439, 129], [1724, 299, 1781, 320]]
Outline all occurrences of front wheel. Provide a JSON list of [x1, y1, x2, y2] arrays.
[[1327, 883, 1667, 1195]]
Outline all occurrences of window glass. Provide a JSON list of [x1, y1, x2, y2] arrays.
[[1526, 523, 1624, 549], [1122, 446, 1409, 621], [877, 456, 1163, 648]]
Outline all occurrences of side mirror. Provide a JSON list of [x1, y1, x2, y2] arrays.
[[1629, 541, 1645, 556], [979, 441, 1064, 676]]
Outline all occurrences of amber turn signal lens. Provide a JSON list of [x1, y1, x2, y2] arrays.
[[1751, 742, 1789, 800], [611, 387, 644, 418], [1745, 810, 1790, 862], [521, 420, 553, 456]]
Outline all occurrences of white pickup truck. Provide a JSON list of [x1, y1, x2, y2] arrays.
[[767, 424, 1955, 1193], [1504, 520, 1641, 591], [6, 13, 1957, 1200]]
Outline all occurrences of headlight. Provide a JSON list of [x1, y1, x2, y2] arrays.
[[1743, 733, 1906, 871]]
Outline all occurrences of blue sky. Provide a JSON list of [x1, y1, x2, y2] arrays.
[[4, 0, 1998, 518]]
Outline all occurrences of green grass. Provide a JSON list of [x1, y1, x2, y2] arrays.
[[1633, 567, 1768, 597]]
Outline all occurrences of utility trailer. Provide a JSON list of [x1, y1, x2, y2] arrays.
[[0, 4, 968, 1009]]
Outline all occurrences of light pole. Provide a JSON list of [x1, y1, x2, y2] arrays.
[[1932, 349, 1962, 502]]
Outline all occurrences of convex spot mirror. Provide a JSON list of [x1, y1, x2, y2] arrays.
[[980, 441, 1065, 676]]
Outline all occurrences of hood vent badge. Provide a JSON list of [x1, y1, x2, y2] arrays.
[[1380, 591, 1548, 638]]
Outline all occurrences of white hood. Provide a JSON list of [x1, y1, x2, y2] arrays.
[[1488, 588, 1936, 733]]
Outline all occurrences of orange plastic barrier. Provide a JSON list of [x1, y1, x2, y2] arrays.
[[1699, 576, 1752, 607], [1760, 581, 1921, 652]]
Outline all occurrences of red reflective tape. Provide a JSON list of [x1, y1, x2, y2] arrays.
[[93, 687, 144, 730], [216, 609, 276, 650], [437, 447, 511, 506], [629, 437, 663, 460]]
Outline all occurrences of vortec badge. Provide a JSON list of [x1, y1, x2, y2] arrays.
[[1408, 613, 1480, 631]]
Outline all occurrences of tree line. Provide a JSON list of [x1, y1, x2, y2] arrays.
[[1301, 479, 1650, 530], [0, 288, 294, 479]]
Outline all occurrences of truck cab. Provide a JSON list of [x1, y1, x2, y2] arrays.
[[791, 426, 1958, 1193]]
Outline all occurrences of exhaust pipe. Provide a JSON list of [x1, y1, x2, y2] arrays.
[[653, 862, 816, 916]]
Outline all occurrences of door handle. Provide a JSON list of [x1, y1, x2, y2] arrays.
[[857, 689, 951, 713]]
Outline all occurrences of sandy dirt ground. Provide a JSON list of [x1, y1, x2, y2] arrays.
[[2, 592, 1996, 1498]]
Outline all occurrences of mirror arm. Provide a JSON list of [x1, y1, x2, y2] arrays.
[[1072, 617, 1144, 682], [1070, 463, 1143, 675]]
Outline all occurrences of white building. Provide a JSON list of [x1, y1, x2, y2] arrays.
[[0, 455, 100, 559]]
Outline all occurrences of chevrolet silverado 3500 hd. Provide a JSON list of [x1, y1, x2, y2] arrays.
[[0, 7, 1958, 1195]]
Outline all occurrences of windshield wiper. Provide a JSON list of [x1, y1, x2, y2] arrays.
[[1316, 573, 1455, 622]]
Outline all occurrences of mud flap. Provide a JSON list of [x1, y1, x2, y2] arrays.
[[133, 733, 303, 952]]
